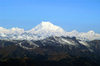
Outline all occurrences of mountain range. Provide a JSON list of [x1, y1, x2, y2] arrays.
[[0, 21, 100, 41], [0, 21, 100, 66]]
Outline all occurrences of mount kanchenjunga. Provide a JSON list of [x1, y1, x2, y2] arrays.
[[0, 21, 100, 41], [28, 22, 66, 37]]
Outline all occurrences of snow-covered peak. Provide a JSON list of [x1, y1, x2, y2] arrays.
[[32, 21, 65, 32], [0, 27, 9, 33], [87, 30, 95, 35], [65, 30, 100, 41], [10, 27, 24, 34], [29, 21, 66, 36], [77, 30, 100, 41], [0, 27, 24, 34], [40, 21, 54, 26]]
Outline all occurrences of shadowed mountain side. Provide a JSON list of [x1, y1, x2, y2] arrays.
[[0, 36, 100, 66]]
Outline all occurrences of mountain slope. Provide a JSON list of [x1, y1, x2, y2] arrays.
[[0, 37, 100, 66]]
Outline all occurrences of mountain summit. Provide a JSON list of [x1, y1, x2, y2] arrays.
[[29, 21, 66, 36]]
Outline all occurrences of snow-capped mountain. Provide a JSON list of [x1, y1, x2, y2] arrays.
[[0, 21, 100, 41], [0, 22, 100, 66], [28, 21, 66, 37]]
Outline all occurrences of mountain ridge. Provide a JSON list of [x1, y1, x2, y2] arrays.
[[0, 21, 100, 41]]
